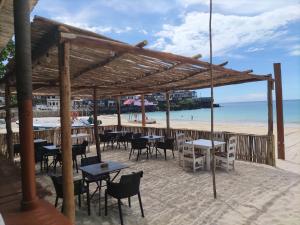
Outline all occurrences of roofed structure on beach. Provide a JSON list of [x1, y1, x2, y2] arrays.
[[4, 16, 271, 98], [0, 0, 38, 51]]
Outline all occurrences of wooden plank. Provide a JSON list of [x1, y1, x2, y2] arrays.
[[5, 84, 13, 162], [58, 40, 75, 223], [116, 97, 121, 130], [274, 63, 285, 160]]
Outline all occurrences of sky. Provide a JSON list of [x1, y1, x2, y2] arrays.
[[31, 0, 300, 103]]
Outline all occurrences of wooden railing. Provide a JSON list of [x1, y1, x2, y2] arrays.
[[0, 125, 275, 166]]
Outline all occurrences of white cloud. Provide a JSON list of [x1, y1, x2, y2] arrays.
[[53, 16, 132, 34], [152, 4, 300, 57], [289, 45, 300, 56], [246, 47, 264, 53], [178, 0, 300, 15]]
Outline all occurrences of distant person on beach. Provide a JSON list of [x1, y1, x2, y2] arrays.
[[191, 115, 193, 120]]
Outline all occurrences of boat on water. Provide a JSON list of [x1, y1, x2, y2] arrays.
[[16, 117, 93, 130]]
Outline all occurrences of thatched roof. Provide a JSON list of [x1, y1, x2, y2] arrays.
[[0, 0, 38, 51], [5, 16, 271, 98]]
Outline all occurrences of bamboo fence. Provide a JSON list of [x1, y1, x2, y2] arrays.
[[0, 125, 275, 166]]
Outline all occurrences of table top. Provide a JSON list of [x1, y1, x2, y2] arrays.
[[80, 161, 128, 177], [34, 139, 47, 143], [43, 145, 60, 151], [71, 133, 89, 138], [186, 139, 226, 148], [107, 131, 129, 134], [141, 135, 164, 140]]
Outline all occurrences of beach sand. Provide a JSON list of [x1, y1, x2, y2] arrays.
[[3, 115, 300, 224]]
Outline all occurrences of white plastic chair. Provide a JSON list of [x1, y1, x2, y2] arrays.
[[215, 136, 237, 171], [183, 143, 205, 172]]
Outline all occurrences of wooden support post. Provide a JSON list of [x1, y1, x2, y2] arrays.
[[13, 0, 38, 210], [5, 84, 14, 163], [141, 95, 146, 128], [274, 63, 285, 160], [93, 88, 101, 161], [267, 77, 275, 166], [166, 92, 170, 137], [116, 97, 121, 131], [58, 40, 75, 223]]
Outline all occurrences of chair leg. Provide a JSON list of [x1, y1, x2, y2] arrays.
[[87, 182, 91, 216], [136, 149, 140, 161], [146, 148, 149, 159], [128, 197, 131, 207], [138, 192, 144, 217], [55, 196, 58, 207], [129, 148, 133, 159], [99, 180, 102, 216], [118, 199, 124, 225], [78, 194, 81, 208], [164, 149, 167, 160], [105, 190, 108, 216], [61, 201, 64, 213], [155, 147, 158, 158], [172, 149, 175, 158], [75, 158, 78, 173]]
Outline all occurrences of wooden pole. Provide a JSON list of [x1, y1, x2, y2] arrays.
[[166, 92, 170, 137], [141, 95, 146, 128], [58, 40, 75, 223], [274, 63, 285, 160], [209, 0, 217, 199], [116, 97, 121, 131], [93, 88, 101, 161], [13, 0, 38, 210], [267, 77, 275, 166], [5, 84, 14, 163]]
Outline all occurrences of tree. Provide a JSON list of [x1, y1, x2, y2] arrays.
[[0, 39, 15, 79]]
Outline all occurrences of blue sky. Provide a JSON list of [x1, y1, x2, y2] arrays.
[[31, 0, 300, 103]]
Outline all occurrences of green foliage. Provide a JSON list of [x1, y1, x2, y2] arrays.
[[0, 40, 15, 79]]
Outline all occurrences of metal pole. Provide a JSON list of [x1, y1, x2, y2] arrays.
[[267, 77, 275, 166], [141, 95, 146, 127], [58, 40, 75, 222], [116, 97, 122, 131], [209, 0, 217, 199], [166, 92, 170, 137], [274, 63, 285, 160], [93, 88, 101, 161], [13, 0, 38, 210]]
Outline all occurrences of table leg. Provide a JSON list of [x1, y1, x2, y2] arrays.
[[206, 148, 211, 170]]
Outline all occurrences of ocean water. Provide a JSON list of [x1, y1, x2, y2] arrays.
[[126, 100, 300, 124]]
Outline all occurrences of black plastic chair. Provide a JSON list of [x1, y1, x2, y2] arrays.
[[50, 175, 87, 212], [53, 147, 80, 173], [81, 156, 110, 215], [13, 144, 21, 157], [155, 138, 175, 160], [105, 171, 144, 225], [99, 133, 115, 150], [117, 132, 133, 149], [129, 138, 149, 161]]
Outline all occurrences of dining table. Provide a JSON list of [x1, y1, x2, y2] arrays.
[[185, 139, 226, 170], [80, 161, 129, 216]]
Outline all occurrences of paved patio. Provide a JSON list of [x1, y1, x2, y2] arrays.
[[37, 146, 300, 225]]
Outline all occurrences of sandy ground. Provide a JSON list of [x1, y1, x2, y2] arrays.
[[3, 114, 300, 224]]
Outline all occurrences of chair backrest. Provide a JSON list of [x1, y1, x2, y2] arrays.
[[164, 138, 174, 149], [183, 143, 195, 159], [81, 156, 100, 166], [119, 171, 143, 197], [131, 138, 147, 149], [14, 144, 21, 155], [124, 132, 133, 139], [82, 140, 88, 147], [51, 175, 83, 196], [227, 136, 237, 158], [175, 133, 185, 151], [104, 129, 112, 134], [132, 133, 142, 139]]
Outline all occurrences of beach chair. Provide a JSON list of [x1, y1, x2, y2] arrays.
[[182, 143, 205, 172], [215, 136, 237, 172]]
